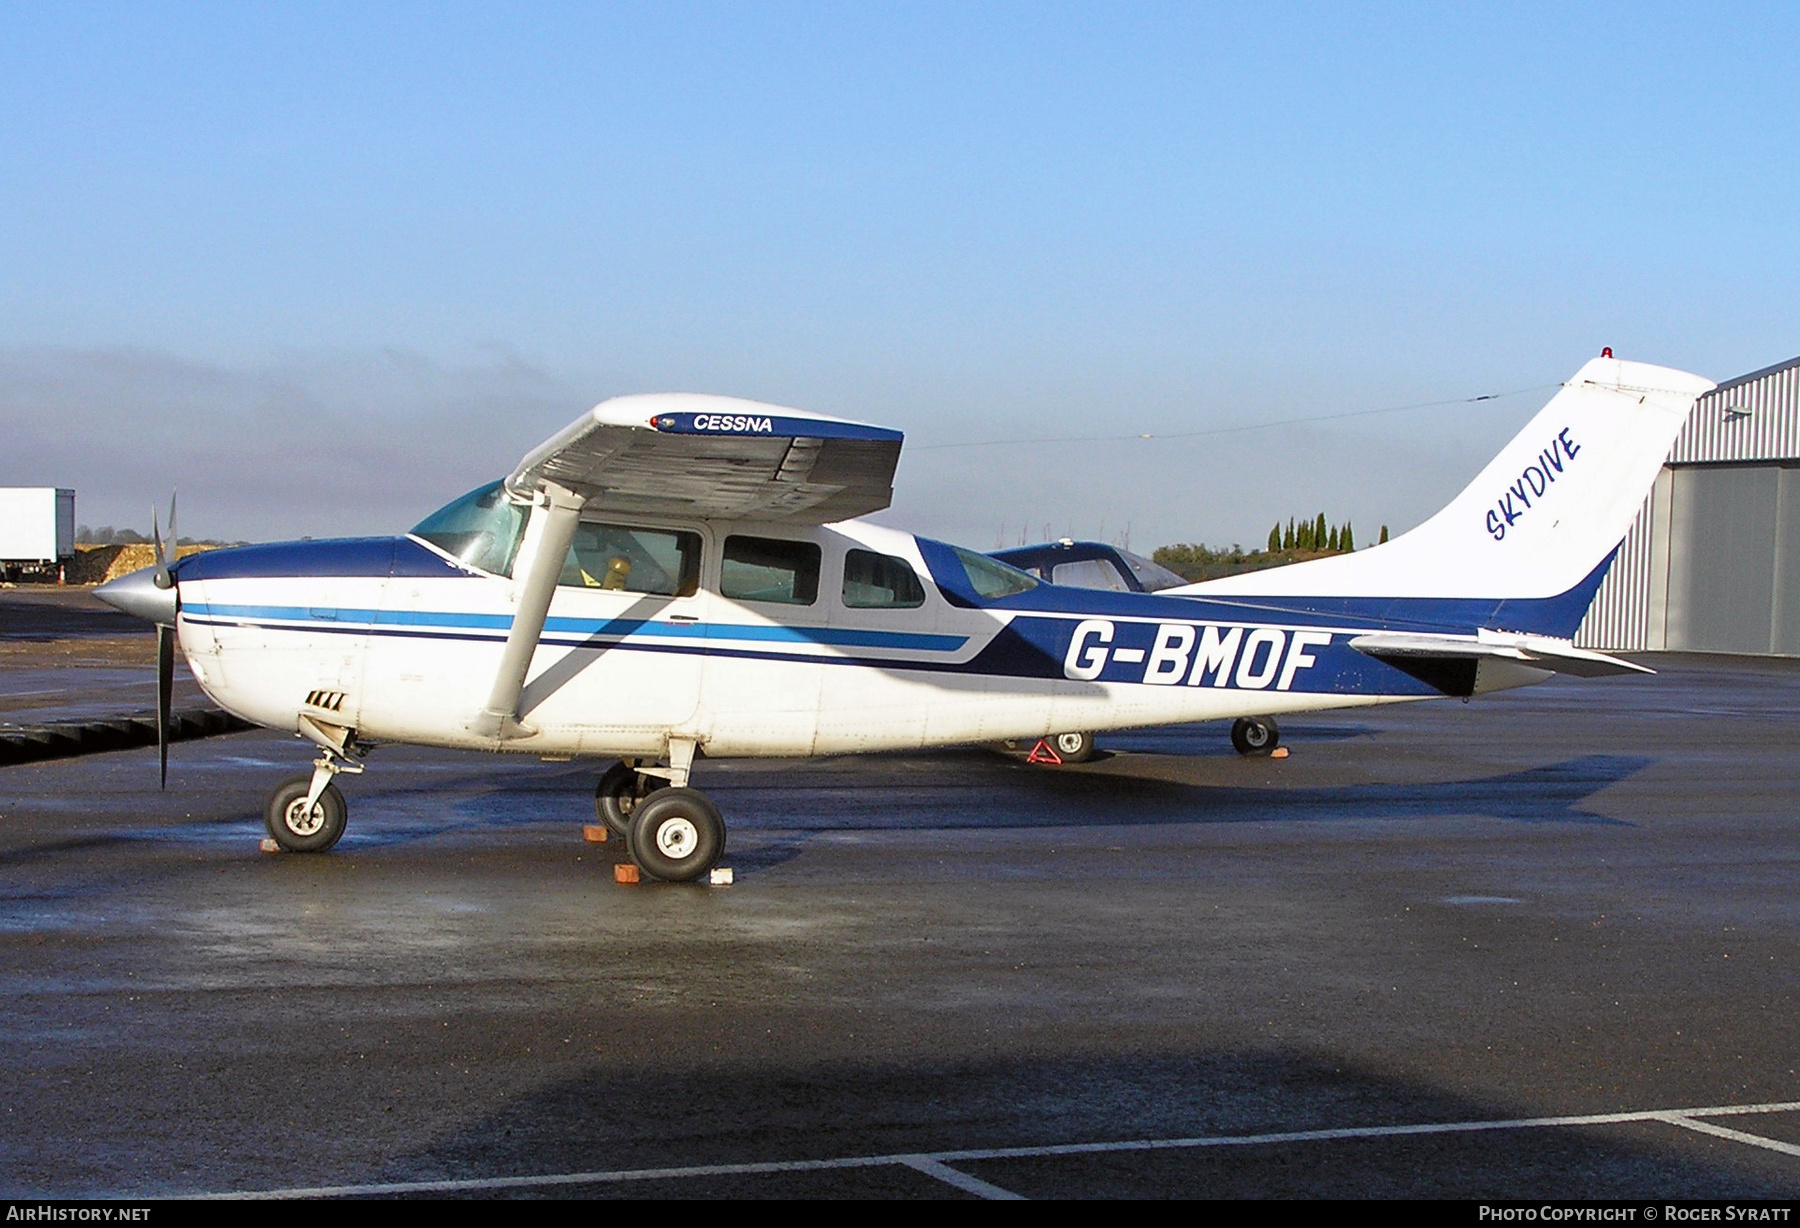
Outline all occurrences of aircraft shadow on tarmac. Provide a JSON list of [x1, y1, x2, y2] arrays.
[[237, 747, 1654, 867], [8, 739, 1649, 862], [343, 1049, 1790, 1200], [702, 751, 1650, 831], [1098, 721, 1378, 754], [698, 750, 1649, 873]]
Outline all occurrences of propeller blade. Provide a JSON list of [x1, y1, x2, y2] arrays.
[[150, 492, 179, 590], [164, 491, 178, 573], [151, 505, 170, 590], [157, 623, 173, 790]]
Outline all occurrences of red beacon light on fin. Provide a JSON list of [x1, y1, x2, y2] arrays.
[[1601, 347, 1613, 358]]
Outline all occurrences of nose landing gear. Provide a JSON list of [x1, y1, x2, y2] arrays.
[[263, 727, 366, 853], [264, 775, 348, 852]]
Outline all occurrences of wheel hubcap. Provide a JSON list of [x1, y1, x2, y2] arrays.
[[655, 817, 698, 859], [284, 798, 324, 836]]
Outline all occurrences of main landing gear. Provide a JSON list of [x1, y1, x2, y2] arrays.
[[594, 759, 667, 838], [624, 787, 726, 882], [1047, 730, 1097, 763], [598, 740, 726, 883], [1003, 730, 1099, 765], [1230, 715, 1280, 756]]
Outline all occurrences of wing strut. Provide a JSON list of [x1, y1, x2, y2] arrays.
[[469, 482, 587, 741]]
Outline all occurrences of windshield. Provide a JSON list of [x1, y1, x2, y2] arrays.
[[410, 480, 530, 576]]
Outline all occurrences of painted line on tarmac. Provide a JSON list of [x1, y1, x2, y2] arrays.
[[1656, 1113, 1800, 1159], [199, 1097, 1800, 1200], [897, 1154, 1026, 1200]]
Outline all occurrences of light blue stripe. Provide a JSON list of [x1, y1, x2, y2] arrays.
[[185, 603, 966, 653]]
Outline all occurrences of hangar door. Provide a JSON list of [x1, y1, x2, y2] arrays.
[[1665, 463, 1800, 655]]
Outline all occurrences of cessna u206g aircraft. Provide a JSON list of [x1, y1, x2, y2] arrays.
[[96, 355, 1713, 881]]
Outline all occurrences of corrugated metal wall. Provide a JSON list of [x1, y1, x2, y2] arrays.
[[1575, 485, 1658, 650], [1576, 355, 1800, 652], [1671, 357, 1800, 464]]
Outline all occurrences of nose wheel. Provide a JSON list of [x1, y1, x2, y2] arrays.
[[264, 775, 348, 852]]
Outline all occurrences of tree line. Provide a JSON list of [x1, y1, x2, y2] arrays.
[[1270, 514, 1357, 554], [1153, 516, 1390, 582]]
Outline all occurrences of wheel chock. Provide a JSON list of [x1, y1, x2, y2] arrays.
[[709, 867, 734, 886], [1270, 747, 1290, 759], [613, 863, 641, 884], [1025, 738, 1063, 765], [581, 824, 609, 844], [259, 838, 281, 854]]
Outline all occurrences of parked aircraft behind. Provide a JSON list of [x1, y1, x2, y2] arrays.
[[96, 355, 1713, 881], [990, 540, 1188, 594]]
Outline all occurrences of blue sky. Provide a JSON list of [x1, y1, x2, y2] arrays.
[[3, 3, 1797, 547]]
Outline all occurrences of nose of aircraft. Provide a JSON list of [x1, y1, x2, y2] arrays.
[[94, 565, 179, 626]]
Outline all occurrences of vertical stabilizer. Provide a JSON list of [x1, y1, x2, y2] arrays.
[[1180, 357, 1714, 606]]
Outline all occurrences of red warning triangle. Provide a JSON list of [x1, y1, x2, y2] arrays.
[[1025, 738, 1063, 765]]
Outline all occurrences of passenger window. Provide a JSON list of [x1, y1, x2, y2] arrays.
[[722, 536, 820, 605], [561, 523, 701, 596], [843, 549, 926, 609]]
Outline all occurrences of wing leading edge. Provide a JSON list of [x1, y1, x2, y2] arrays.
[[506, 393, 904, 524]]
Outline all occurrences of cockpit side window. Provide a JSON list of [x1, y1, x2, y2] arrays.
[[1118, 549, 1189, 593], [721, 535, 820, 605], [842, 548, 926, 609], [1049, 558, 1130, 591], [949, 544, 1039, 599], [561, 523, 701, 596], [410, 481, 530, 577]]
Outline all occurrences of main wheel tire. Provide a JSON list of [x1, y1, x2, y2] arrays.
[[1230, 716, 1279, 756], [264, 775, 348, 853], [627, 788, 725, 883], [595, 760, 666, 838], [1051, 731, 1097, 763]]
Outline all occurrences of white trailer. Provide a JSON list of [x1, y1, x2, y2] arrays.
[[0, 488, 76, 581]]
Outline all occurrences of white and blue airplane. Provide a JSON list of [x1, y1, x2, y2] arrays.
[[96, 354, 1714, 881]]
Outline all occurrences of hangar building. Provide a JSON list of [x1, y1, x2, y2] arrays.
[[1576, 354, 1800, 655]]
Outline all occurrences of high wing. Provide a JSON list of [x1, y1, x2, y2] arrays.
[[505, 393, 904, 524], [473, 393, 905, 741]]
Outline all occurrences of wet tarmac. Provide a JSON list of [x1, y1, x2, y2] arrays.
[[2, 590, 1799, 1198]]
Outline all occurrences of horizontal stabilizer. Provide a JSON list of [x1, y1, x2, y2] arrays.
[[1349, 630, 1651, 697]]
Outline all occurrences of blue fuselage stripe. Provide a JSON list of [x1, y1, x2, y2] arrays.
[[183, 603, 967, 653]]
